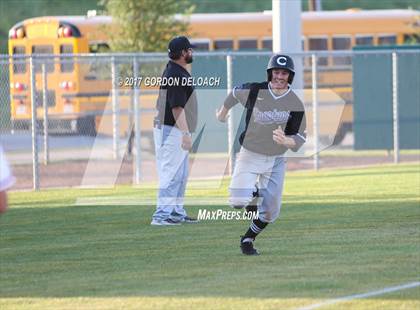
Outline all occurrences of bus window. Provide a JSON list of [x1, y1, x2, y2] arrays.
[[214, 39, 233, 50], [32, 45, 54, 73], [262, 38, 272, 50], [378, 35, 396, 45], [89, 43, 110, 53], [356, 35, 373, 46], [308, 37, 328, 66], [199, 42, 211, 50], [12, 46, 26, 74], [191, 39, 210, 51], [86, 43, 110, 80], [332, 36, 351, 65], [194, 42, 210, 50], [238, 39, 257, 50], [60, 44, 74, 72]]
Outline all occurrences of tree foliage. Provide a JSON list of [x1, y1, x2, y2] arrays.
[[100, 0, 194, 52]]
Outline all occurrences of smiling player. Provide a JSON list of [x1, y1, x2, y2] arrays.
[[216, 54, 307, 255]]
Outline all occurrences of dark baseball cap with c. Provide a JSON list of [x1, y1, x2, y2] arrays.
[[168, 36, 196, 53]]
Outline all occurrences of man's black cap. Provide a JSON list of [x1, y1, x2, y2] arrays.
[[168, 36, 196, 53]]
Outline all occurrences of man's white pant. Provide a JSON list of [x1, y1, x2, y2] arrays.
[[152, 125, 189, 221], [229, 147, 286, 223]]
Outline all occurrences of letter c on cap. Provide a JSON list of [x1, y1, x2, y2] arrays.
[[277, 56, 287, 66]]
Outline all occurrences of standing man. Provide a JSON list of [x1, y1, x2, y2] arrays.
[[151, 36, 199, 226], [0, 143, 16, 214], [216, 54, 306, 255]]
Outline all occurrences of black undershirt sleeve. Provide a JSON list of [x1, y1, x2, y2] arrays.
[[285, 106, 307, 152]]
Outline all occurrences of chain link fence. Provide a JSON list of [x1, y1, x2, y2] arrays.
[[0, 50, 419, 191]]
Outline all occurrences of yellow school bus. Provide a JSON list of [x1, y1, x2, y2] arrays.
[[8, 9, 420, 141], [9, 15, 114, 135], [188, 9, 419, 143]]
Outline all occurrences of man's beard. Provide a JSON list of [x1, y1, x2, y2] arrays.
[[185, 54, 193, 64]]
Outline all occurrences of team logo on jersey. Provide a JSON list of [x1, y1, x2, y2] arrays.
[[277, 56, 287, 66], [253, 107, 290, 125]]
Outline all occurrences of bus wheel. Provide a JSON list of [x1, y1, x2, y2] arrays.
[[77, 116, 97, 136]]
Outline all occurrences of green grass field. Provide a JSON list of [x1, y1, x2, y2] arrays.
[[1, 163, 419, 309]]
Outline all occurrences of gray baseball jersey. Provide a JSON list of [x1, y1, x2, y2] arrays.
[[224, 82, 306, 222]]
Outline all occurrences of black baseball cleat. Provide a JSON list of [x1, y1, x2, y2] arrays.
[[181, 216, 199, 223], [150, 218, 181, 226], [240, 236, 260, 255]]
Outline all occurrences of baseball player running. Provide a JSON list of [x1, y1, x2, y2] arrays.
[[216, 54, 306, 255]]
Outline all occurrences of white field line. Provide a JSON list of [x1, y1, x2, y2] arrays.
[[297, 281, 420, 310]]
